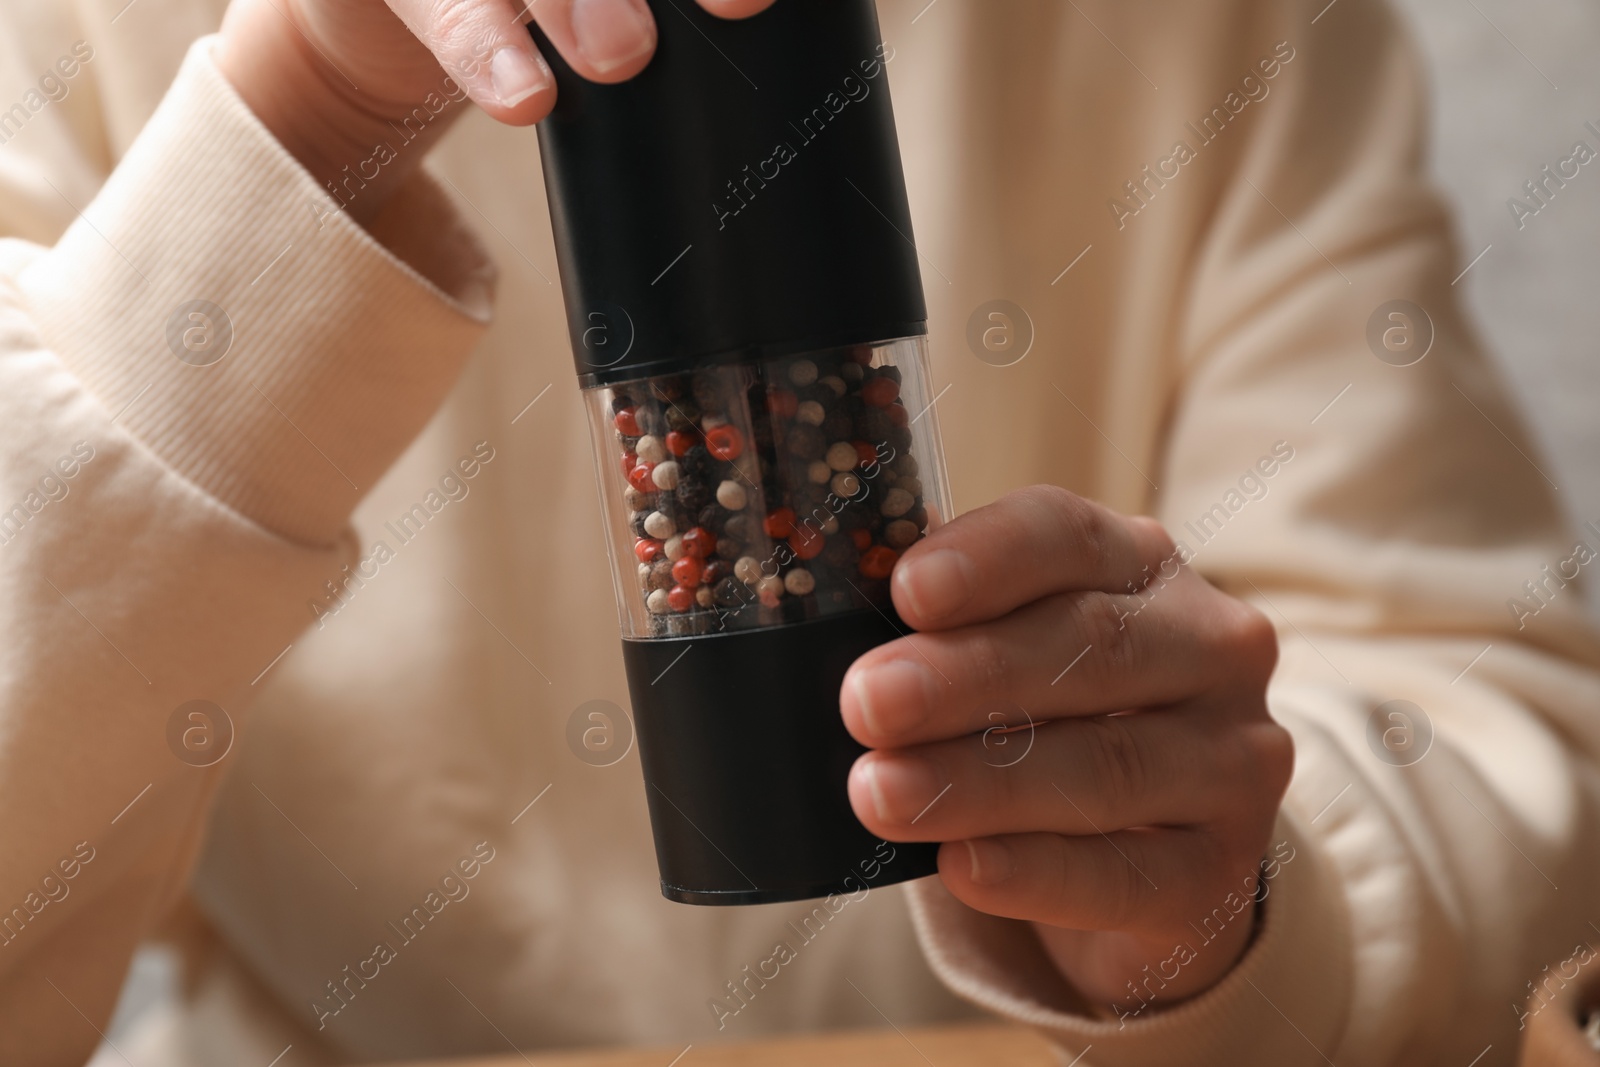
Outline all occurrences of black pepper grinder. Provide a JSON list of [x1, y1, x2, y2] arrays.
[[533, 0, 951, 904]]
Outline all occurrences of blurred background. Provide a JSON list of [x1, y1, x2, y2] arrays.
[[88, 0, 1600, 1061], [1389, 0, 1600, 617]]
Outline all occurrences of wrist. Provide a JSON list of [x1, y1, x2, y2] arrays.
[[1035, 897, 1260, 1016]]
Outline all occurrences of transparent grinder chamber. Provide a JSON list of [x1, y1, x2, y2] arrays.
[[587, 339, 950, 640]]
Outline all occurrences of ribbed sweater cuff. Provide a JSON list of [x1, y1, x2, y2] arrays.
[[905, 809, 1352, 1065], [17, 36, 495, 545]]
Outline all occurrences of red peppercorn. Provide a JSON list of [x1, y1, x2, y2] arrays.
[[859, 545, 899, 579], [789, 530, 825, 560], [665, 430, 696, 457], [886, 403, 909, 428], [764, 507, 796, 538], [634, 538, 663, 563], [847, 346, 875, 366], [627, 462, 656, 492], [620, 451, 638, 476], [672, 558, 704, 586], [667, 585, 696, 613], [767, 388, 798, 419], [852, 440, 877, 467], [861, 377, 899, 408], [703, 560, 731, 586], [705, 424, 744, 460], [681, 526, 714, 559], [614, 407, 641, 436], [850, 528, 872, 552]]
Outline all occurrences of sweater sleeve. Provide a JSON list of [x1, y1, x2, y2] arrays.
[[0, 38, 493, 1066], [904, 1, 1600, 1064]]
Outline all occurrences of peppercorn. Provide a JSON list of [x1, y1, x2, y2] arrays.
[[881, 488, 914, 518], [859, 545, 899, 580], [675, 479, 711, 513], [787, 359, 818, 386], [884, 519, 921, 550], [723, 513, 754, 543], [680, 527, 714, 559], [755, 576, 784, 607], [672, 557, 703, 587], [786, 423, 826, 460], [650, 376, 686, 401], [652, 461, 682, 490], [706, 425, 744, 460], [784, 568, 816, 596], [764, 508, 797, 539], [825, 441, 858, 472]]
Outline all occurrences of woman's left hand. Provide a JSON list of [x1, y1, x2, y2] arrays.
[[842, 485, 1293, 1012]]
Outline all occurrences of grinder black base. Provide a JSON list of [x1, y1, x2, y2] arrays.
[[621, 608, 940, 905]]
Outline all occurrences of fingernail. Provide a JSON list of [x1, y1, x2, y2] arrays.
[[850, 660, 938, 739], [571, 0, 656, 74], [964, 839, 1014, 885], [895, 549, 976, 622], [489, 47, 552, 107], [859, 756, 943, 824]]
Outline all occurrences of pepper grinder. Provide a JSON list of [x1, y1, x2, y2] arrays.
[[533, 0, 951, 904]]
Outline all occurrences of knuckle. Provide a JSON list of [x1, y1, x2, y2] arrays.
[[1071, 592, 1138, 674], [1082, 715, 1151, 810], [1251, 721, 1296, 798], [1093, 845, 1147, 930], [1069, 502, 1115, 576], [1240, 602, 1279, 663], [1033, 835, 1076, 906], [1131, 514, 1178, 559], [428, 0, 486, 48], [1214, 599, 1279, 682], [1022, 485, 1108, 567], [960, 629, 1014, 694], [1220, 718, 1295, 809]]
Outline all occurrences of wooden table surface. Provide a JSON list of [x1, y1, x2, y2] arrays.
[[373, 1022, 1057, 1067]]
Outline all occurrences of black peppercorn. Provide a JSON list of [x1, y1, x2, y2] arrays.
[[723, 513, 754, 543], [650, 376, 686, 401], [713, 577, 746, 608], [676, 480, 711, 513], [666, 402, 700, 432], [680, 445, 712, 480], [786, 423, 826, 460]]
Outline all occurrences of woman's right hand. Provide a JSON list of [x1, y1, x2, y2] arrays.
[[214, 0, 774, 221]]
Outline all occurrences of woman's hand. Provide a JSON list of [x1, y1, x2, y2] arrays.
[[214, 0, 775, 222], [843, 486, 1293, 1012]]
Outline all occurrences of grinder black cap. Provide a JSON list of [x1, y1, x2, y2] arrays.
[[531, 0, 926, 386]]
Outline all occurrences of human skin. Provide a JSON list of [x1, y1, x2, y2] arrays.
[[843, 486, 1292, 1008], [213, 0, 775, 225], [213, 0, 1292, 1017]]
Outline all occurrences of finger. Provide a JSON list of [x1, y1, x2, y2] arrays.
[[891, 486, 1178, 632], [842, 568, 1277, 747], [846, 707, 1289, 843], [696, 0, 777, 16], [387, 0, 557, 122], [529, 0, 658, 85], [935, 829, 1236, 935]]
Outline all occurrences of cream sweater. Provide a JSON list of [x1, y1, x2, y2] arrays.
[[1, 0, 1597, 1064]]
